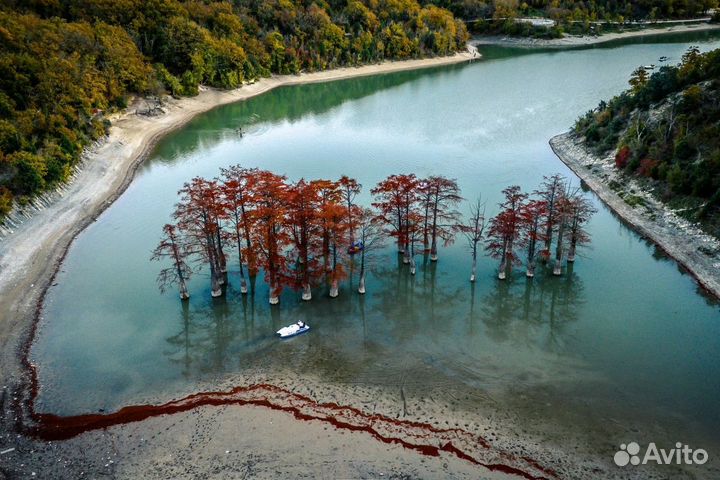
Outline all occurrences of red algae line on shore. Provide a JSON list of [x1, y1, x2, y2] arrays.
[[26, 383, 558, 480]]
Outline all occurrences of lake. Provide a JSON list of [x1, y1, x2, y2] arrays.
[[34, 32, 720, 471]]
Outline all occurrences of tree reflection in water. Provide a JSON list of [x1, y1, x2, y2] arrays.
[[162, 252, 585, 391], [479, 262, 584, 352]]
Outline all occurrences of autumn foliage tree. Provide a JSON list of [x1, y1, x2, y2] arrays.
[[520, 200, 548, 278], [549, 185, 597, 276], [421, 176, 462, 261], [565, 193, 597, 263], [372, 174, 462, 273], [151, 224, 192, 299], [371, 174, 419, 259], [154, 168, 594, 303], [485, 186, 528, 280], [534, 173, 566, 259], [220, 165, 258, 294], [246, 170, 291, 305], [286, 179, 323, 300], [339, 175, 362, 247], [173, 177, 226, 297]]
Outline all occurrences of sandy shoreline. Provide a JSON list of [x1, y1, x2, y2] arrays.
[[472, 21, 720, 48], [550, 132, 720, 299]]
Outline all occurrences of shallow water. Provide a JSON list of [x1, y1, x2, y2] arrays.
[[35, 32, 720, 461]]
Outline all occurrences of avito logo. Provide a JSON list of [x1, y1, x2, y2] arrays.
[[614, 442, 708, 467]]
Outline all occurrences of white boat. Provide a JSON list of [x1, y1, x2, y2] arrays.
[[276, 322, 310, 338]]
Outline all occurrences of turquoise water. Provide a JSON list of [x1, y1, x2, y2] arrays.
[[35, 33, 720, 462]]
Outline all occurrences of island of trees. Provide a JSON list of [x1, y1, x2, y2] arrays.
[[153, 168, 595, 303], [575, 46, 720, 237], [0, 0, 468, 219]]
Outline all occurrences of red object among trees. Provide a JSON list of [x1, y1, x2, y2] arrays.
[[485, 185, 528, 280], [154, 167, 595, 303], [220, 165, 258, 294], [245, 170, 291, 304], [520, 200, 548, 278], [286, 179, 323, 300], [534, 173, 566, 260], [371, 174, 420, 260], [615, 145, 631, 169], [173, 177, 226, 297]]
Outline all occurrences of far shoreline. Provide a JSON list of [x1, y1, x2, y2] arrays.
[[472, 21, 720, 48], [550, 132, 720, 300]]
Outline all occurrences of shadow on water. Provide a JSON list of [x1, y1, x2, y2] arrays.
[[479, 264, 584, 351], [149, 63, 472, 164]]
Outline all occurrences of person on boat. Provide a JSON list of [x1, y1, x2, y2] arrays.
[[297, 320, 305, 328]]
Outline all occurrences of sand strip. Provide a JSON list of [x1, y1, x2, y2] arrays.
[[472, 21, 720, 48]]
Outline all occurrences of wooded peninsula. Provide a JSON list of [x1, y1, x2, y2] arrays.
[[575, 46, 720, 237]]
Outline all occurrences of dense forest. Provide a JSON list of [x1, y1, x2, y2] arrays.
[[0, 1, 468, 218], [433, 0, 719, 38], [575, 46, 720, 236]]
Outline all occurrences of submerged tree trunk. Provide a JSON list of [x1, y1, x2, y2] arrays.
[[170, 230, 190, 300], [233, 213, 248, 295], [358, 250, 367, 294], [210, 269, 222, 297], [526, 238, 536, 278], [358, 273, 366, 294], [498, 258, 507, 280], [178, 273, 190, 300], [568, 234, 577, 262], [205, 229, 223, 297], [241, 204, 256, 277], [216, 225, 227, 275], [430, 194, 439, 261], [236, 242, 248, 293], [329, 242, 339, 297], [269, 283, 280, 305], [470, 256, 477, 282], [402, 248, 410, 264], [554, 221, 565, 276], [302, 283, 312, 301], [498, 240, 509, 280]]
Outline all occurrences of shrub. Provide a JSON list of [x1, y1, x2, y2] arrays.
[[615, 146, 631, 169]]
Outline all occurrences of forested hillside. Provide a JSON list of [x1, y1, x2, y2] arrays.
[[574, 47, 720, 236], [431, 0, 719, 38], [0, 0, 468, 218]]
